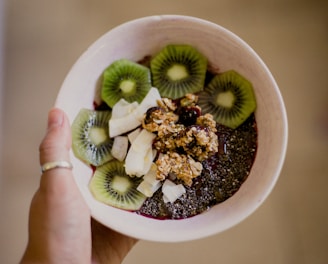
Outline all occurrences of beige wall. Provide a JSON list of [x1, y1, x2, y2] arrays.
[[1, 0, 328, 263], [0, 0, 5, 190]]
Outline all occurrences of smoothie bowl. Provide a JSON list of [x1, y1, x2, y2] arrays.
[[55, 15, 288, 242]]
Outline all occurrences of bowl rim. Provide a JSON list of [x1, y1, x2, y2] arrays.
[[55, 14, 288, 242]]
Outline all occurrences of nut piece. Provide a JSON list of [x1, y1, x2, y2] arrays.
[[180, 93, 198, 107], [179, 125, 218, 161], [143, 107, 179, 133], [157, 98, 177, 111], [156, 152, 203, 186], [197, 113, 217, 131]]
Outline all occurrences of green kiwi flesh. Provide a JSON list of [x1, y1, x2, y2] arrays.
[[198, 70, 256, 129], [89, 160, 147, 211], [150, 44, 207, 99], [101, 59, 152, 108], [72, 109, 114, 166]]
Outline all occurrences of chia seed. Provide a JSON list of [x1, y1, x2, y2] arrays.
[[137, 114, 257, 219]]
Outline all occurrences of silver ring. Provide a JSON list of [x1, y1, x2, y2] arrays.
[[41, 161, 73, 173]]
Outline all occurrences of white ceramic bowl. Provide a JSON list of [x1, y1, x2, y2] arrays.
[[55, 15, 288, 242]]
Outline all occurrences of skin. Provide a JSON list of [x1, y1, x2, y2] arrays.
[[20, 108, 137, 264]]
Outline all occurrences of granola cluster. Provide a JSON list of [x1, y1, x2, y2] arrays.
[[156, 152, 203, 186], [142, 94, 219, 186]]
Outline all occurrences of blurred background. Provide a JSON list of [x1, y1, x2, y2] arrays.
[[1, 0, 328, 263]]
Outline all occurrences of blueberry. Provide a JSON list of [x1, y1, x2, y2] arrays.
[[178, 107, 200, 126]]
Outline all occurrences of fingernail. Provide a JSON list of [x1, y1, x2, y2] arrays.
[[47, 108, 64, 129]]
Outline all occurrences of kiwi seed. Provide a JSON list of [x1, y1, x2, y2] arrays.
[[150, 44, 207, 99], [72, 108, 114, 166], [101, 59, 152, 108], [89, 160, 147, 211], [198, 70, 256, 129]]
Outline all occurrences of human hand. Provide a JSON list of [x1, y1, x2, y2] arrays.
[[20, 108, 137, 264]]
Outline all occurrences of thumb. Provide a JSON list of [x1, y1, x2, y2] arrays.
[[39, 108, 73, 190]]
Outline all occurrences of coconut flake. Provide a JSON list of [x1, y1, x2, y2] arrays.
[[111, 136, 129, 161], [137, 163, 162, 197], [162, 179, 186, 203], [109, 88, 160, 138], [127, 128, 141, 144], [109, 110, 141, 137], [135, 87, 161, 120], [137, 179, 162, 197], [131, 129, 156, 153], [124, 145, 145, 176], [125, 129, 156, 177], [111, 98, 139, 119]]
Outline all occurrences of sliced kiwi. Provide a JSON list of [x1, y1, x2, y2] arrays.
[[72, 108, 114, 166], [89, 160, 147, 211], [198, 70, 256, 129], [101, 59, 152, 108], [150, 44, 207, 99]]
